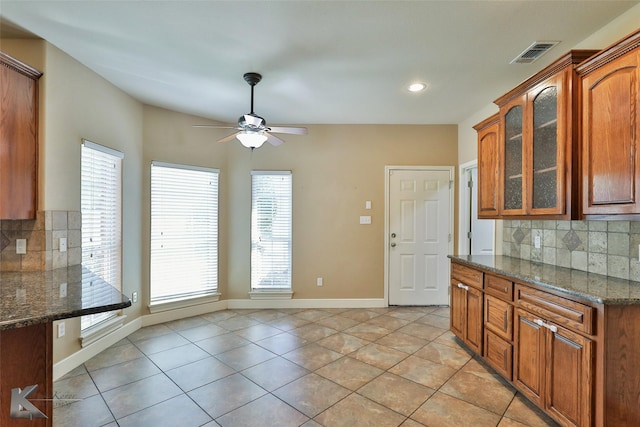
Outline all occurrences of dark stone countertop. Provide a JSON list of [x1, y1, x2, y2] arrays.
[[448, 255, 640, 305], [0, 265, 131, 330]]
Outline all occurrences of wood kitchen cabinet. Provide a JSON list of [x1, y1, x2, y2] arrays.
[[489, 50, 596, 219], [0, 52, 41, 219], [483, 274, 514, 379], [474, 114, 500, 218], [515, 308, 593, 427], [578, 31, 640, 216], [450, 263, 483, 354]]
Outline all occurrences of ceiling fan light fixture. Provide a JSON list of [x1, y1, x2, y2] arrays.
[[237, 131, 267, 148]]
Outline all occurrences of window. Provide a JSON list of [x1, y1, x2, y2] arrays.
[[150, 162, 219, 306], [81, 140, 123, 331], [251, 171, 292, 291]]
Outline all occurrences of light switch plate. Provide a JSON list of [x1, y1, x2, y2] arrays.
[[16, 239, 26, 254], [60, 282, 67, 298], [534, 235, 541, 249], [365, 200, 371, 210], [359, 216, 372, 225]]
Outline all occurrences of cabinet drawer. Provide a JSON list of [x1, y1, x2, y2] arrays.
[[515, 285, 595, 335], [451, 263, 483, 289], [485, 274, 513, 301], [484, 329, 513, 380], [485, 295, 513, 341]]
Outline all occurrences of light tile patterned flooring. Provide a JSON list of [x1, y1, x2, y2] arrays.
[[54, 307, 558, 427]]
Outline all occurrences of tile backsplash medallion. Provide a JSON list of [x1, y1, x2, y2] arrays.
[[503, 220, 640, 281], [0, 211, 81, 271]]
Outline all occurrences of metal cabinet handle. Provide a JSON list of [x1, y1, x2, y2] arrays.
[[457, 283, 469, 291], [533, 318, 557, 333]]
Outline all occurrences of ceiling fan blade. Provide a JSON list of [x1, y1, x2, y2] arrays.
[[217, 132, 241, 143], [265, 132, 285, 146], [268, 126, 308, 135], [192, 124, 237, 129]]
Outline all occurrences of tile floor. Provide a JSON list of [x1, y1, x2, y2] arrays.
[[53, 307, 558, 427]]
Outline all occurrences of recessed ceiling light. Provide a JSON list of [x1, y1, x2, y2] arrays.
[[408, 82, 427, 92]]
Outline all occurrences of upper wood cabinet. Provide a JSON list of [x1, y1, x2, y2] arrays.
[[0, 52, 42, 220], [474, 114, 500, 218], [578, 31, 640, 217], [488, 50, 597, 219]]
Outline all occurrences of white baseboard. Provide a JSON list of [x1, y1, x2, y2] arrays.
[[53, 317, 142, 381], [53, 298, 385, 380], [142, 300, 228, 327], [227, 298, 387, 310]]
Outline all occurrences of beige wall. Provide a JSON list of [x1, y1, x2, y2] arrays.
[[0, 39, 145, 362], [143, 108, 458, 300]]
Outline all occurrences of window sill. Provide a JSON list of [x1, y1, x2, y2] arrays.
[[249, 290, 294, 300], [149, 293, 221, 314], [80, 314, 126, 348]]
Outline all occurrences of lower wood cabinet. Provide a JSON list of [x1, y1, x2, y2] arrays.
[[0, 323, 52, 427], [450, 280, 483, 354], [515, 308, 593, 427], [449, 260, 640, 427]]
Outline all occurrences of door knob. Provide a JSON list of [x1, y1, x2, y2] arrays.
[[391, 233, 396, 238]]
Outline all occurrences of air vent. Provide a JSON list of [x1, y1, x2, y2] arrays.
[[511, 41, 560, 64]]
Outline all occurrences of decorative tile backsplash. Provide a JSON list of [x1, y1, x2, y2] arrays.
[[503, 220, 640, 281], [0, 211, 81, 271]]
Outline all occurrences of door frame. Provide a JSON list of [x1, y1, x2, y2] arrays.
[[459, 159, 495, 255], [384, 165, 455, 305]]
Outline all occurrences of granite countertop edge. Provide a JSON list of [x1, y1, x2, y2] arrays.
[[0, 300, 132, 331], [448, 255, 640, 305]]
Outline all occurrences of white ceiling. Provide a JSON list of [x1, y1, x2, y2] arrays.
[[1, 1, 638, 126]]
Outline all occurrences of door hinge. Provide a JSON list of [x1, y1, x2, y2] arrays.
[[467, 231, 472, 239], [448, 233, 452, 242], [449, 180, 453, 189], [467, 180, 473, 188]]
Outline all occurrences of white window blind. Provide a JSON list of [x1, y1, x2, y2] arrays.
[[251, 171, 292, 290], [150, 161, 219, 304], [81, 140, 123, 331]]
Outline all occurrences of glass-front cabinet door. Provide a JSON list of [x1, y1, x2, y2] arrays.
[[502, 99, 525, 215], [529, 74, 565, 215]]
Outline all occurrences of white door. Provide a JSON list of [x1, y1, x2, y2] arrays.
[[470, 167, 495, 255], [388, 168, 452, 306]]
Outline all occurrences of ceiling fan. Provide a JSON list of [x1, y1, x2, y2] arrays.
[[193, 72, 307, 149]]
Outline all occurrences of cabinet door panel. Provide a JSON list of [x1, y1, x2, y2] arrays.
[[546, 324, 592, 427], [450, 282, 466, 341], [465, 286, 483, 354], [484, 329, 513, 380], [514, 309, 544, 407], [582, 51, 640, 214], [485, 295, 513, 340], [0, 64, 38, 219], [530, 74, 566, 215], [501, 99, 526, 215], [477, 117, 500, 218]]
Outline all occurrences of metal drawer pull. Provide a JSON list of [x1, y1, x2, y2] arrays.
[[533, 318, 557, 333], [504, 287, 508, 293], [457, 283, 469, 291]]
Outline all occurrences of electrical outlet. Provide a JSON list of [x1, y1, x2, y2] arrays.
[[16, 239, 26, 254], [132, 292, 138, 303], [58, 322, 65, 338], [59, 282, 67, 298], [59, 237, 67, 252], [316, 277, 323, 287], [534, 235, 541, 249]]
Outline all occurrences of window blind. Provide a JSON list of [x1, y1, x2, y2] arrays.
[[251, 171, 292, 290], [81, 140, 123, 331], [150, 161, 219, 303]]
